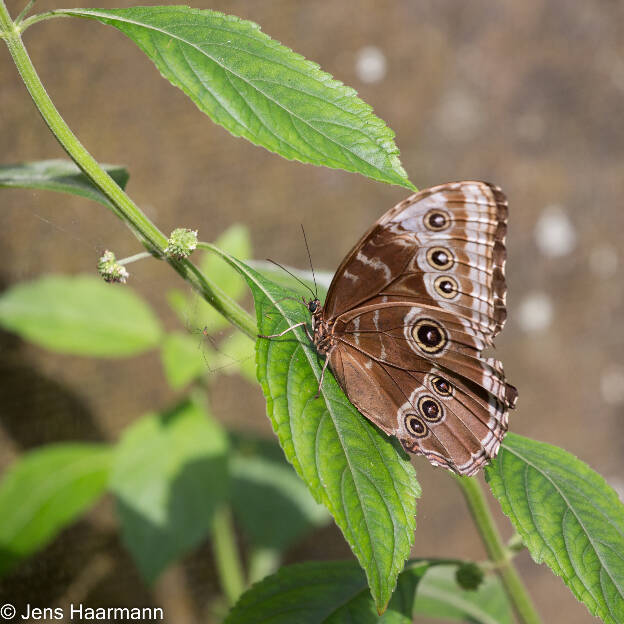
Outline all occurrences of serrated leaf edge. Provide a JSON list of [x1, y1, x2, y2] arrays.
[[221, 255, 418, 609], [490, 438, 624, 623], [62, 7, 414, 189]]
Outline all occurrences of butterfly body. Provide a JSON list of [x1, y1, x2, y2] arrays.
[[308, 299, 332, 355], [297, 181, 517, 476]]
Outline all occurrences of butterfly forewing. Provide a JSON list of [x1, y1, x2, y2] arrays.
[[318, 181, 517, 476], [325, 181, 508, 340]]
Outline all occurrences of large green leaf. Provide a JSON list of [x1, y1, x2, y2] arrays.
[[0, 275, 162, 357], [225, 560, 435, 624], [110, 399, 229, 582], [0, 159, 128, 208], [0, 444, 111, 576], [160, 330, 213, 389], [485, 433, 624, 624], [229, 434, 330, 552], [413, 565, 512, 624], [58, 6, 414, 189], [218, 255, 420, 612], [215, 330, 257, 384]]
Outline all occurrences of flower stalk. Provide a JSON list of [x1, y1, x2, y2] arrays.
[[453, 475, 542, 624]]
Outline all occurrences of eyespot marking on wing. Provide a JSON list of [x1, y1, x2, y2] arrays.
[[434, 275, 459, 299], [424, 209, 451, 231], [411, 318, 448, 354], [427, 246, 455, 270], [418, 395, 444, 423], [404, 413, 428, 438], [429, 374, 454, 398]]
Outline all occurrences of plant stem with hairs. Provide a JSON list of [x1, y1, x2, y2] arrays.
[[454, 475, 542, 624]]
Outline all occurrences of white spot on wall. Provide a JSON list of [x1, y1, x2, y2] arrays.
[[534, 205, 576, 257], [600, 366, 624, 406], [517, 292, 553, 333], [355, 46, 387, 84]]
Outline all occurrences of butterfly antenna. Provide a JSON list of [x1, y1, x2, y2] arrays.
[[266, 258, 316, 299], [301, 224, 318, 298]]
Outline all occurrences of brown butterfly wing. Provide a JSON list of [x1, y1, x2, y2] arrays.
[[331, 302, 515, 475], [329, 342, 507, 476], [334, 303, 516, 407], [323, 181, 516, 475]]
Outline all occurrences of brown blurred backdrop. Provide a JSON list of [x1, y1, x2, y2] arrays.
[[1, 0, 623, 622]]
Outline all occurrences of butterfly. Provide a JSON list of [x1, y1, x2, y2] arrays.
[[265, 181, 518, 476]]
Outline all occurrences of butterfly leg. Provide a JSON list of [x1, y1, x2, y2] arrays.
[[303, 324, 313, 342], [258, 321, 308, 339], [314, 356, 330, 399]]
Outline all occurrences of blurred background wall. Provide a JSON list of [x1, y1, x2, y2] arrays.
[[1, 0, 623, 622]]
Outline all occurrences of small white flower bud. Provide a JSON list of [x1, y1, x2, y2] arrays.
[[97, 250, 130, 284]]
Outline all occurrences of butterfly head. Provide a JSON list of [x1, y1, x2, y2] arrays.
[[306, 298, 321, 314], [305, 297, 325, 335]]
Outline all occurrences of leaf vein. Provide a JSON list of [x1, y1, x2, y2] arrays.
[[78, 10, 402, 179]]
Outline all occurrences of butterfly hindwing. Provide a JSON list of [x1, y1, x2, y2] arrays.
[[334, 302, 515, 407], [329, 338, 509, 476]]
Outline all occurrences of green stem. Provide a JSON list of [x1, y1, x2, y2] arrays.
[[14, 0, 36, 25], [117, 251, 153, 266], [17, 9, 67, 32], [248, 546, 280, 584], [453, 475, 541, 624], [0, 2, 256, 339], [211, 505, 246, 607]]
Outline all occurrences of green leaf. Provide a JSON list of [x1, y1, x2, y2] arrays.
[[227, 560, 505, 623], [485, 433, 624, 624], [0, 159, 128, 208], [166, 287, 189, 324], [160, 330, 213, 389], [218, 255, 420, 612], [58, 6, 414, 189], [225, 560, 435, 624], [216, 330, 256, 383], [0, 444, 111, 576], [226, 558, 505, 623], [413, 565, 512, 624], [229, 434, 330, 551], [249, 260, 331, 300], [200, 225, 251, 294], [110, 399, 229, 583], [0, 275, 162, 357]]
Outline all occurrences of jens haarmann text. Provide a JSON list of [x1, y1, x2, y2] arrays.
[[14, 603, 164, 620]]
